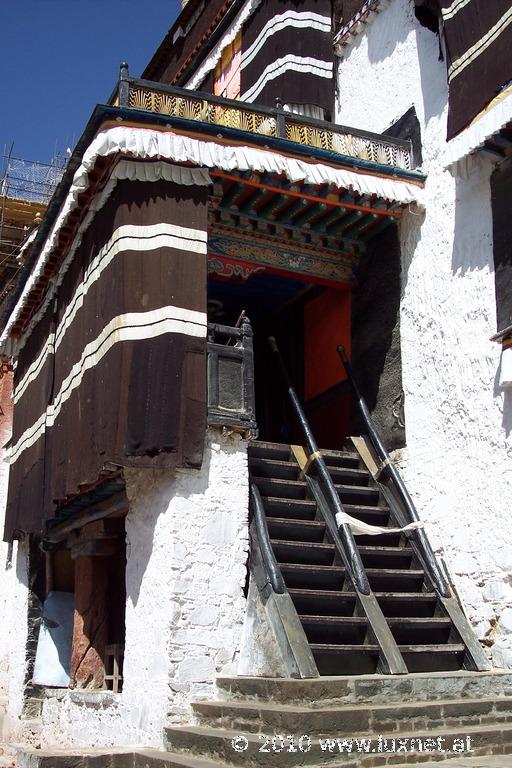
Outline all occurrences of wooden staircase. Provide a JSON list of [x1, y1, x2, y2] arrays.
[[248, 439, 473, 676]]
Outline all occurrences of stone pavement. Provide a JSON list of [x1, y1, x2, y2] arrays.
[[393, 760, 512, 767]]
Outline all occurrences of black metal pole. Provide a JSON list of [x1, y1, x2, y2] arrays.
[[269, 337, 370, 595], [250, 481, 286, 594], [337, 345, 451, 598]]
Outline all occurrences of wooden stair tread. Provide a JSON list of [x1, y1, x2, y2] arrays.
[[249, 456, 367, 476], [262, 497, 390, 513], [299, 615, 452, 626], [288, 588, 437, 600], [267, 516, 400, 531], [271, 539, 413, 556], [249, 457, 298, 467], [311, 643, 465, 653], [267, 517, 325, 528], [310, 643, 381, 652], [253, 476, 377, 493], [262, 496, 315, 509], [279, 563, 424, 576], [247, 439, 474, 676], [247, 440, 360, 458]]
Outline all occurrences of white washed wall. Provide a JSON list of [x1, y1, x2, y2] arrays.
[[37, 429, 249, 748], [0, 372, 31, 738], [336, 0, 512, 666]]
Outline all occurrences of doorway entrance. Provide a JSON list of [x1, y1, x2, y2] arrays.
[[208, 270, 352, 449]]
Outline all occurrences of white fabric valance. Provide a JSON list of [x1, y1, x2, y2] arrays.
[[1, 124, 424, 351], [444, 85, 512, 170]]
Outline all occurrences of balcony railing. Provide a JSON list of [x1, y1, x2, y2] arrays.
[[207, 317, 257, 437], [111, 65, 413, 171]]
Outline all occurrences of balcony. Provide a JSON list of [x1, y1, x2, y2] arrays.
[[207, 317, 257, 437], [111, 66, 413, 172]]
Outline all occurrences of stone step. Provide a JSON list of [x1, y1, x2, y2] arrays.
[[215, 671, 512, 706], [135, 750, 222, 767], [390, 759, 512, 768], [15, 746, 512, 768], [16, 749, 224, 768], [16, 748, 134, 768], [163, 721, 512, 767], [192, 695, 512, 735]]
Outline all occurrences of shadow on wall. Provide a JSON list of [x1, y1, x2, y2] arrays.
[[124, 448, 211, 608], [363, 0, 412, 65], [494, 363, 512, 437], [399, 204, 426, 294], [451, 159, 495, 277], [503, 390, 512, 437], [351, 225, 406, 451], [415, 24, 447, 125]]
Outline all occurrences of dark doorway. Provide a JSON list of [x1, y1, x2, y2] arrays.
[[208, 270, 352, 449]]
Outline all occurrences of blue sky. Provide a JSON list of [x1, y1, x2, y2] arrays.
[[0, 0, 181, 164]]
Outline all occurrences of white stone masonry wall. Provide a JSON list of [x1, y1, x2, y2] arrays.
[[336, 0, 512, 666], [37, 429, 249, 748], [0, 371, 31, 739]]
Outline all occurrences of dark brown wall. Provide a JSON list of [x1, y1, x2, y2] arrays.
[[491, 158, 512, 333], [143, 0, 229, 84]]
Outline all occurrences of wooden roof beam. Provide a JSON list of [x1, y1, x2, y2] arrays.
[[211, 171, 402, 218], [292, 202, 327, 227]]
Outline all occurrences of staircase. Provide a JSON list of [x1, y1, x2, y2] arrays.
[[16, 672, 512, 767], [248, 440, 473, 677], [161, 671, 512, 766]]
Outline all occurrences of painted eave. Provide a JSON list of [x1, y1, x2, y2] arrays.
[[0, 103, 426, 343]]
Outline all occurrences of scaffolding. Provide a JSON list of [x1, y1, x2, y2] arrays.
[[0, 150, 65, 305], [0, 152, 65, 205]]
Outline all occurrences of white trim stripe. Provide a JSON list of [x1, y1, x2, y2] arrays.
[[184, 0, 262, 90], [1, 161, 211, 353], [241, 11, 331, 70], [10, 306, 207, 464], [241, 55, 333, 103], [448, 6, 512, 81], [442, 0, 471, 22], [14, 333, 56, 404], [13, 223, 207, 404]]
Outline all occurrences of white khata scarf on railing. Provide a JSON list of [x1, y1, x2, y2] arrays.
[[335, 512, 424, 537]]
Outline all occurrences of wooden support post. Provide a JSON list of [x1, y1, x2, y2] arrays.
[[70, 556, 109, 689], [119, 62, 130, 107]]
